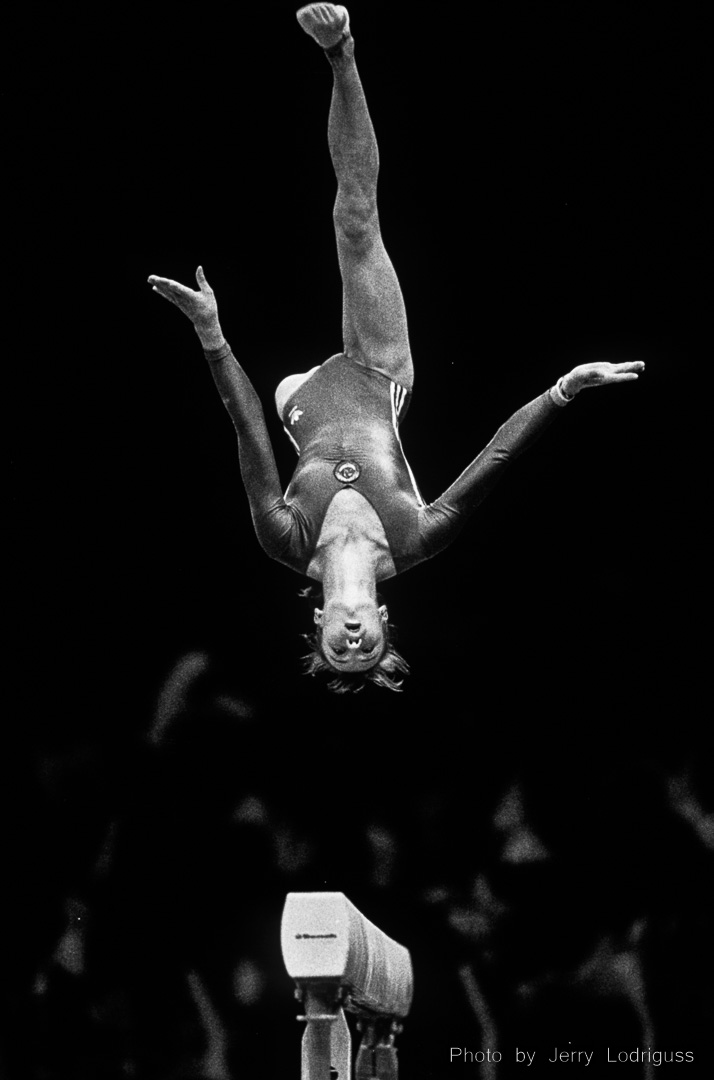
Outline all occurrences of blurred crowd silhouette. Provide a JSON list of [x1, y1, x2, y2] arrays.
[[9, 650, 711, 1079]]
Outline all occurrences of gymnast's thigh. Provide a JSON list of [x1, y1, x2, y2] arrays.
[[337, 223, 414, 393], [274, 366, 320, 419]]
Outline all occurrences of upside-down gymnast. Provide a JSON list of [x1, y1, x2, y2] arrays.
[[148, 3, 644, 693]]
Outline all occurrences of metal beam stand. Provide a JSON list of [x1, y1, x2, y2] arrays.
[[299, 989, 352, 1080]]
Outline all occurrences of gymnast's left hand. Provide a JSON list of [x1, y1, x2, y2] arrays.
[[562, 360, 645, 397], [147, 266, 219, 331]]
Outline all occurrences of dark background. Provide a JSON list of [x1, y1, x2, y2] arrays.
[[8, 2, 711, 1077]]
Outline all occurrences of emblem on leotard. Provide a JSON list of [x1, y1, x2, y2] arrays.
[[334, 460, 361, 484]]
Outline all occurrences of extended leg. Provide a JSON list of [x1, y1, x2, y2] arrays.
[[299, 5, 413, 391]]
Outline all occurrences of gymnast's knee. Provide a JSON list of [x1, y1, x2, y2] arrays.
[[333, 197, 379, 253]]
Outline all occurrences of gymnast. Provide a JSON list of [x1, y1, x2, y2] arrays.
[[148, 4, 644, 692]]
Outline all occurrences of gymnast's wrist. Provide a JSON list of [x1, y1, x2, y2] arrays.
[[561, 373, 580, 398], [550, 375, 576, 407], [194, 316, 226, 351]]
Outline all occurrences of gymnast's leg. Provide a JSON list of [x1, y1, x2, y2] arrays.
[[275, 366, 320, 419], [299, 4, 414, 395]]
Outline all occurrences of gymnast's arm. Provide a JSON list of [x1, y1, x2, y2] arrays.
[[147, 267, 294, 553], [419, 360, 645, 556]]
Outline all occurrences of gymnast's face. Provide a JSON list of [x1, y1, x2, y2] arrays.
[[314, 602, 388, 673]]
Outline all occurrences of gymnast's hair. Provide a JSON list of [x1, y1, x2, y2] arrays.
[[298, 588, 410, 693]]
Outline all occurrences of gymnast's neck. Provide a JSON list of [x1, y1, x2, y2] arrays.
[[309, 531, 394, 589]]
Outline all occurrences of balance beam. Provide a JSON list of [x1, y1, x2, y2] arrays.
[[281, 891, 413, 1079]]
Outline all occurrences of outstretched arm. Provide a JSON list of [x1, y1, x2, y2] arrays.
[[419, 360, 645, 558], [148, 268, 294, 554]]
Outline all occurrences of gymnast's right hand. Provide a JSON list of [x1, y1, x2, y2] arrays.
[[148, 266, 219, 330]]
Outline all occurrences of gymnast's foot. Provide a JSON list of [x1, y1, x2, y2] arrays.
[[296, 3, 351, 49]]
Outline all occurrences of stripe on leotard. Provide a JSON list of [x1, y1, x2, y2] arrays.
[[390, 382, 424, 508], [283, 425, 301, 455]]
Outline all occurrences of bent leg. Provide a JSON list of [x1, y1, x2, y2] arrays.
[[275, 367, 320, 420], [326, 35, 414, 391]]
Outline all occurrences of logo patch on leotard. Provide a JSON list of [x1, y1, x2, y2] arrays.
[[334, 460, 361, 484]]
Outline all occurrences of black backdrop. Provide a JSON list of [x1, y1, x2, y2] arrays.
[[9, 2, 712, 1078]]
